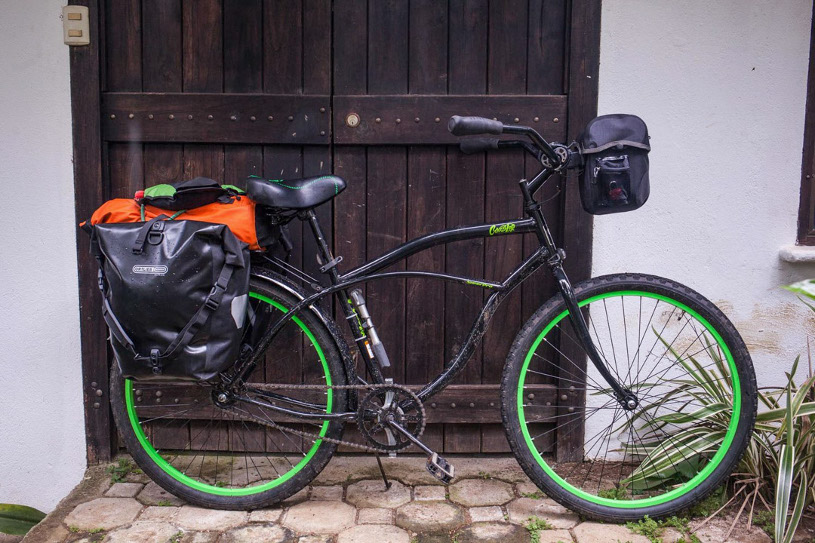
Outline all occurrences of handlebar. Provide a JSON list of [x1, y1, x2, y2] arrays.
[[448, 115, 564, 166], [448, 115, 505, 136]]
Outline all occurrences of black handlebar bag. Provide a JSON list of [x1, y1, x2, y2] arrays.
[[579, 114, 651, 215], [91, 218, 250, 381]]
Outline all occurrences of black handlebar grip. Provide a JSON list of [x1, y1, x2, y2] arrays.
[[459, 138, 500, 154], [448, 115, 504, 136]]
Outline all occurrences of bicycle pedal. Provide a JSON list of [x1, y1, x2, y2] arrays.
[[426, 453, 455, 484]]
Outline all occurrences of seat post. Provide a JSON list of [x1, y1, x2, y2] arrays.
[[302, 210, 340, 284]]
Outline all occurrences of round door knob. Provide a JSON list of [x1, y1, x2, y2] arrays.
[[345, 113, 361, 128]]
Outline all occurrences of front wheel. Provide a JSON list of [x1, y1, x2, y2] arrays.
[[501, 273, 756, 521]]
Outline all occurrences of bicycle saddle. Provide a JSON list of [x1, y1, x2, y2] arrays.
[[246, 175, 346, 210]]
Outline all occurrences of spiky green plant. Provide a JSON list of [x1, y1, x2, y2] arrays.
[[0, 504, 46, 536], [612, 281, 815, 543]]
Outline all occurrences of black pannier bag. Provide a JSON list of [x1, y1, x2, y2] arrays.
[[578, 114, 651, 215], [90, 218, 250, 381]]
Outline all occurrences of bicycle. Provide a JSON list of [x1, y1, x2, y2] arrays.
[[109, 115, 757, 521]]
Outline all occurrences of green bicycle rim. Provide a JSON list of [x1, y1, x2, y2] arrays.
[[517, 290, 742, 509], [125, 293, 333, 497]]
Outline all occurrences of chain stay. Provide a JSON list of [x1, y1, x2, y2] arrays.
[[225, 383, 427, 455]]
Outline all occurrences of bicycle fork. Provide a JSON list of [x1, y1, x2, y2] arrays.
[[547, 254, 638, 411]]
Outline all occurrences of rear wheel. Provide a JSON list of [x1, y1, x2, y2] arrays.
[[502, 274, 756, 521], [110, 277, 347, 510]]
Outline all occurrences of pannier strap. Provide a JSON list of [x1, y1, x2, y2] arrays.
[[132, 215, 169, 254], [580, 140, 651, 154], [100, 261, 236, 374]]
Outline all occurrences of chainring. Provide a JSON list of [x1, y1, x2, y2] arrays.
[[356, 385, 426, 451]]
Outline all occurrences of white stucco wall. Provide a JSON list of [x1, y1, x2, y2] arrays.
[[0, 1, 86, 512], [596, 0, 815, 388]]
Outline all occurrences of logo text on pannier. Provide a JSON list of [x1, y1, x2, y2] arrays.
[[489, 222, 516, 236], [132, 265, 168, 275]]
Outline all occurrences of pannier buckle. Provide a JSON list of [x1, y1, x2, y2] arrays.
[[205, 287, 221, 310], [149, 348, 162, 375]]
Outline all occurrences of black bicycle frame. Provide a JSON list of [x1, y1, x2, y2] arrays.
[[232, 162, 634, 419]]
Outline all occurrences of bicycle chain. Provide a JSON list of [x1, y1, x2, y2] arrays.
[[222, 383, 427, 455]]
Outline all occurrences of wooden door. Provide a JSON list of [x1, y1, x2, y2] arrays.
[[70, 0, 599, 462]]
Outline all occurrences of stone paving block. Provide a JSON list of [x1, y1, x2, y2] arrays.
[[415, 485, 447, 501], [248, 508, 283, 523], [454, 522, 530, 543], [450, 478, 515, 506], [298, 536, 333, 543], [283, 500, 356, 534], [310, 485, 344, 500], [0, 535, 22, 543], [63, 497, 143, 531], [175, 506, 247, 531], [219, 523, 292, 543], [358, 507, 393, 524], [136, 481, 185, 506], [104, 482, 144, 498], [506, 497, 579, 529], [515, 482, 545, 498], [179, 532, 219, 543], [534, 529, 574, 543], [337, 524, 411, 543], [572, 522, 650, 543], [395, 501, 466, 533], [139, 505, 179, 521], [346, 479, 411, 508], [281, 487, 310, 506], [468, 506, 505, 522], [105, 520, 180, 543]]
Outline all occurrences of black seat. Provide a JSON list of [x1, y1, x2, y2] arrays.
[[246, 175, 346, 210]]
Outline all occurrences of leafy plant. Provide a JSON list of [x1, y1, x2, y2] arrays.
[[0, 504, 46, 536], [525, 516, 553, 543], [522, 490, 544, 500], [626, 515, 661, 543], [107, 457, 139, 483], [157, 499, 174, 507]]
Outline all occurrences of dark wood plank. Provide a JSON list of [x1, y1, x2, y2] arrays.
[[183, 0, 223, 93], [443, 0, 488, 453], [365, 148, 408, 380], [333, 95, 566, 144], [108, 143, 144, 197], [405, 148, 447, 386], [102, 93, 331, 144], [70, 0, 112, 464], [303, 0, 331, 95], [480, 3, 528, 453], [263, 0, 302, 94], [223, 0, 263, 93], [332, 0, 367, 94], [367, 0, 409, 95], [527, 0, 568, 95], [224, 146, 262, 190], [448, 0, 488, 95], [104, 0, 141, 91], [141, 0, 182, 92], [143, 144, 184, 186], [183, 145, 224, 181], [405, 0, 448, 387], [557, 0, 602, 463]]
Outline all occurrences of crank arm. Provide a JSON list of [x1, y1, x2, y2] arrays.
[[549, 262, 638, 410]]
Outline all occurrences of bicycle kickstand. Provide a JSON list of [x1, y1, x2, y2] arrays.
[[373, 453, 392, 490]]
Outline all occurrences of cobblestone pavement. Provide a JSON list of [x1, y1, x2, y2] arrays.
[[21, 456, 778, 543]]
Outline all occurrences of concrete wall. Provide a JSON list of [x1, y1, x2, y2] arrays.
[[596, 0, 815, 387], [0, 1, 86, 512]]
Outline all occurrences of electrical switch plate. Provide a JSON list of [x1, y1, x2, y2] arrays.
[[62, 6, 90, 46]]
